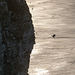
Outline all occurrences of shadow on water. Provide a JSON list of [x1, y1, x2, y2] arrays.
[[49, 36, 75, 39], [36, 37, 75, 39]]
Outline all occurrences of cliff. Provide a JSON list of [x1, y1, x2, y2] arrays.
[[0, 0, 35, 75]]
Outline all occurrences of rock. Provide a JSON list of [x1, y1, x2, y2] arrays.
[[0, 0, 35, 75]]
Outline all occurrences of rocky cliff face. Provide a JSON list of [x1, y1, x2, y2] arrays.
[[0, 0, 35, 75]]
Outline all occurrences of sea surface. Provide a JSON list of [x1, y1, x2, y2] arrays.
[[27, 0, 75, 75]]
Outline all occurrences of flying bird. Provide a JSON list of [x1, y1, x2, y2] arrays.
[[52, 34, 56, 38]]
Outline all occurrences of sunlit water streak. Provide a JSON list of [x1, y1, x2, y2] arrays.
[[34, 68, 49, 75]]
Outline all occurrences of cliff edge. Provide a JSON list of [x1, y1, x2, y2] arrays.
[[0, 0, 35, 75]]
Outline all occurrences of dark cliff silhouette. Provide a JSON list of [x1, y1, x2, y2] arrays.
[[0, 0, 35, 75]]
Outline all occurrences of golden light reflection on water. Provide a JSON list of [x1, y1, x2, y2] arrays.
[[34, 68, 49, 75], [51, 61, 67, 71], [31, 43, 42, 55], [52, 52, 69, 59], [31, 49, 39, 58], [31, 40, 53, 58]]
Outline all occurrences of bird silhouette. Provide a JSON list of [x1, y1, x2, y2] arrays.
[[52, 34, 56, 38]]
